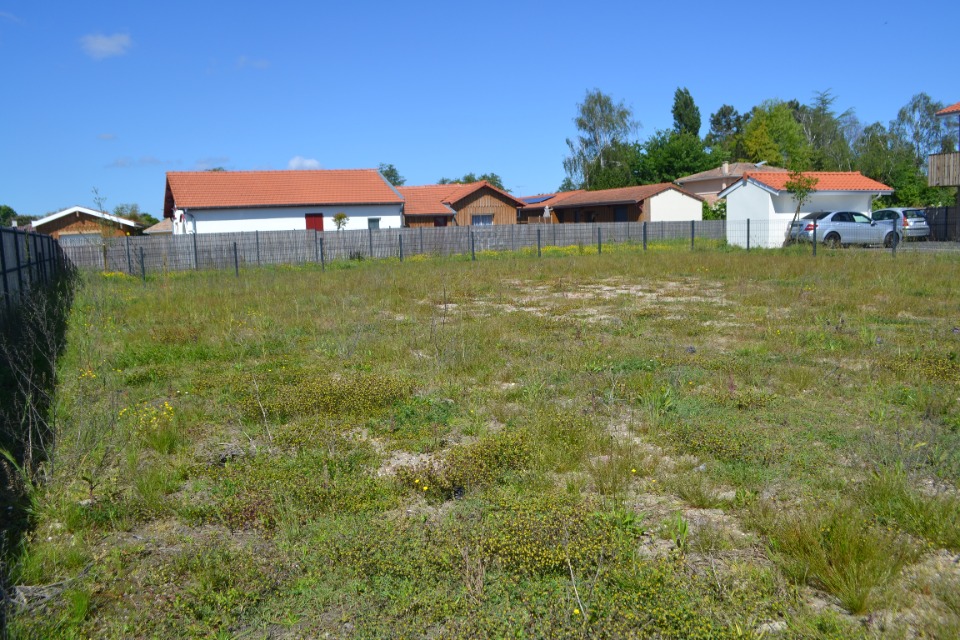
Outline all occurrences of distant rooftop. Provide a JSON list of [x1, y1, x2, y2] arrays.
[[676, 162, 787, 184]]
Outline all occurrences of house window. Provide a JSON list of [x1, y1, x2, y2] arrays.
[[472, 214, 493, 226], [305, 213, 324, 231], [368, 218, 380, 230]]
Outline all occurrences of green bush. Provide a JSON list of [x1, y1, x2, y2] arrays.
[[240, 372, 413, 422]]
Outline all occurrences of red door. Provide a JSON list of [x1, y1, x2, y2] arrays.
[[306, 213, 324, 231]]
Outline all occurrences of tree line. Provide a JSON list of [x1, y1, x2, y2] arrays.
[[561, 88, 959, 208]]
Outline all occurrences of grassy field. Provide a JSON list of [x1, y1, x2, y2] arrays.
[[7, 242, 960, 638]]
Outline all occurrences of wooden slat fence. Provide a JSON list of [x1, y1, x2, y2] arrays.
[[63, 221, 728, 275]]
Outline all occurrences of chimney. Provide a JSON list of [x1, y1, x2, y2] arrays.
[[722, 162, 729, 176]]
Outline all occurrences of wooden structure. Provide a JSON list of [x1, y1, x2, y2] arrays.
[[398, 182, 526, 227], [929, 152, 960, 188], [931, 101, 960, 207], [30, 206, 141, 242]]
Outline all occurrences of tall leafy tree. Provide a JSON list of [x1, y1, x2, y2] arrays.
[[797, 90, 855, 170], [854, 121, 952, 206], [0, 204, 16, 227], [892, 93, 953, 166], [705, 104, 746, 158], [742, 100, 811, 169], [563, 89, 638, 190], [378, 163, 405, 186], [672, 87, 701, 137], [632, 131, 716, 184]]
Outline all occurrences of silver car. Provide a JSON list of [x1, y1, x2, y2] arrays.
[[870, 208, 930, 240], [788, 211, 897, 248]]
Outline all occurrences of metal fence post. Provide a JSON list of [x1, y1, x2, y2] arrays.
[[812, 220, 818, 257], [319, 236, 325, 271], [256, 230, 261, 267], [140, 246, 146, 282], [470, 231, 476, 261], [420, 227, 424, 254], [193, 233, 199, 270], [126, 236, 132, 274], [642, 222, 647, 251], [13, 229, 23, 298], [891, 219, 898, 256], [0, 229, 10, 313], [368, 228, 374, 258], [399, 234, 403, 262], [746, 219, 751, 251], [690, 220, 695, 250], [537, 228, 542, 257], [233, 242, 240, 277], [597, 226, 602, 255]]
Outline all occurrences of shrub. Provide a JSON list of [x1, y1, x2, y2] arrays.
[[240, 371, 413, 422], [397, 429, 531, 500]]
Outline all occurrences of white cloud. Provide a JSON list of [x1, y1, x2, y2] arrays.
[[288, 156, 321, 170], [106, 156, 166, 169], [237, 55, 269, 70], [80, 33, 132, 60], [97, 133, 117, 141]]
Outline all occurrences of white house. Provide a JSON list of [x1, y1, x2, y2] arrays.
[[163, 169, 404, 234], [719, 172, 894, 248]]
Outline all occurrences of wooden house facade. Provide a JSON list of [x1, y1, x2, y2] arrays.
[[399, 182, 526, 227], [31, 206, 142, 243]]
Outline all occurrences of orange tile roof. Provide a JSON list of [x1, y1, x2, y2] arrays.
[[396, 185, 458, 216], [936, 101, 960, 116], [743, 171, 893, 193], [164, 169, 402, 217], [544, 183, 703, 208], [397, 181, 526, 216]]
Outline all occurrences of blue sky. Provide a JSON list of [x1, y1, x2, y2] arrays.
[[2, 0, 957, 218]]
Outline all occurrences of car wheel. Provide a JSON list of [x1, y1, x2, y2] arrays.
[[823, 233, 841, 249], [883, 232, 895, 248]]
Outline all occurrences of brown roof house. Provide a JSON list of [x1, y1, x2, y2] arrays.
[[397, 181, 528, 227], [163, 169, 404, 234], [719, 171, 894, 248], [675, 162, 788, 204], [31, 206, 142, 246], [521, 184, 703, 224]]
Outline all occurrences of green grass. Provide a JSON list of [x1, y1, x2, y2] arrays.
[[7, 245, 960, 638]]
